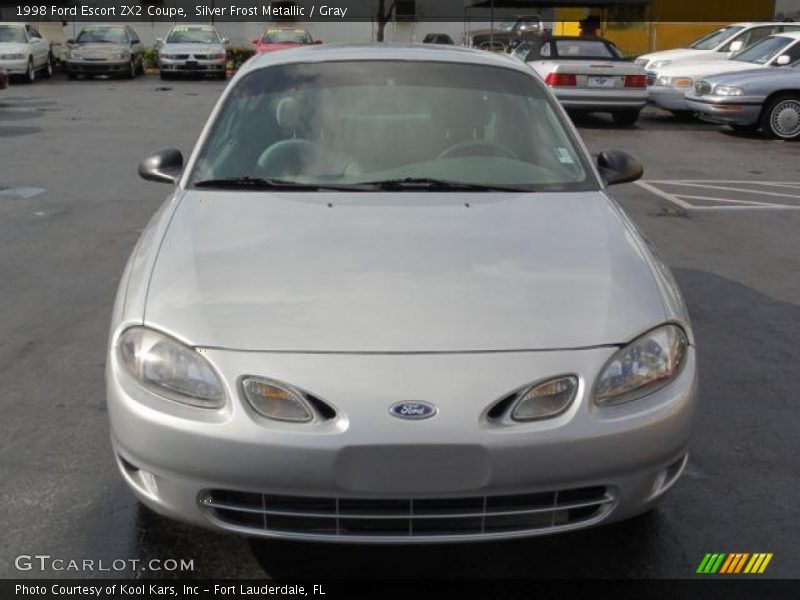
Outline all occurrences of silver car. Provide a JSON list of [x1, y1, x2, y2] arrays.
[[65, 24, 143, 79], [515, 36, 647, 125], [158, 25, 227, 80], [686, 60, 800, 139], [108, 44, 696, 543]]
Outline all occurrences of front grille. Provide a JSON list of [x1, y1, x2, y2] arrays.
[[193, 54, 221, 60], [694, 80, 712, 95], [199, 486, 614, 540]]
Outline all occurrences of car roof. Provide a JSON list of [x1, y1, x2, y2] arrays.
[[241, 43, 529, 76]]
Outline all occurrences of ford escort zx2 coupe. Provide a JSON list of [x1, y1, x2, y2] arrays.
[[108, 44, 696, 542]]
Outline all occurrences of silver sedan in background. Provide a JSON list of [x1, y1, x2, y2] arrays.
[[158, 24, 228, 80], [686, 60, 800, 139], [108, 44, 696, 543], [64, 24, 144, 79]]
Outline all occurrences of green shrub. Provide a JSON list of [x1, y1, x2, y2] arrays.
[[226, 44, 256, 70], [142, 47, 159, 69]]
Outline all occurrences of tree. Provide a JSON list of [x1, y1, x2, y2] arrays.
[[375, 0, 396, 42]]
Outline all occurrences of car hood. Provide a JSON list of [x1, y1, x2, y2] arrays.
[[144, 190, 667, 352], [75, 43, 128, 58], [256, 42, 307, 52], [658, 59, 764, 78], [0, 42, 29, 54], [639, 48, 704, 64], [695, 65, 800, 86], [161, 43, 224, 55]]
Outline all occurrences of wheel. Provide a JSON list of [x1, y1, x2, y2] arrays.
[[125, 57, 136, 79], [24, 57, 35, 83], [159, 70, 172, 81], [136, 56, 145, 76], [612, 109, 640, 126], [67, 71, 77, 81], [42, 55, 53, 79], [216, 71, 227, 81], [760, 94, 800, 140]]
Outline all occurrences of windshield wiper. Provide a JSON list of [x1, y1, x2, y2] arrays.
[[193, 177, 369, 192], [354, 177, 528, 192]]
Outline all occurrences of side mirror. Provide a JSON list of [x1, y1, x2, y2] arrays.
[[222, 38, 229, 45], [775, 54, 791, 66], [728, 40, 744, 54], [596, 149, 643, 186], [139, 148, 183, 185]]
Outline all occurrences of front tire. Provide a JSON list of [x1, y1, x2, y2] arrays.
[[24, 57, 35, 83], [41, 55, 53, 79], [612, 109, 640, 126], [125, 57, 136, 79], [760, 94, 800, 140]]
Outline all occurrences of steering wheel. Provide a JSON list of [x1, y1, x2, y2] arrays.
[[437, 140, 518, 160], [257, 139, 361, 178]]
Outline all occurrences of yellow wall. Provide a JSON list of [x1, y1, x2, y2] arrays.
[[554, 0, 776, 55]]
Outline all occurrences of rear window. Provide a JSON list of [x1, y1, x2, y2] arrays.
[[553, 40, 622, 60]]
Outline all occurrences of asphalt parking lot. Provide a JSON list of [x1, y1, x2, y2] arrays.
[[1, 75, 798, 580]]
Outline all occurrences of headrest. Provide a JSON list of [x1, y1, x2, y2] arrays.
[[276, 96, 301, 131]]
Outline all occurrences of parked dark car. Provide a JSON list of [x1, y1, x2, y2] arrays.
[[422, 33, 455, 45]]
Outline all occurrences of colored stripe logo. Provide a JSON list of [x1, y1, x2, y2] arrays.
[[697, 553, 773, 574]]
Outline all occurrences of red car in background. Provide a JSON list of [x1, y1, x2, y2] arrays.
[[0, 67, 8, 90], [251, 26, 319, 54]]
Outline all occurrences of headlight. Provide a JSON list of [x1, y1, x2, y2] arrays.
[[212, 53, 226, 60], [714, 85, 743, 96], [117, 327, 225, 408], [656, 75, 693, 88], [650, 59, 672, 69], [594, 324, 688, 407], [111, 52, 129, 60], [69, 51, 81, 60], [160, 53, 177, 60], [1, 53, 25, 60], [241, 376, 314, 422], [634, 57, 648, 67], [510, 375, 578, 421]]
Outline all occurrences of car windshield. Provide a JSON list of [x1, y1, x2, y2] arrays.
[[511, 41, 534, 60], [77, 27, 126, 44], [190, 61, 592, 192], [732, 36, 792, 63], [554, 39, 621, 59], [262, 29, 312, 44], [0, 25, 27, 43], [689, 25, 744, 50], [166, 26, 219, 44]]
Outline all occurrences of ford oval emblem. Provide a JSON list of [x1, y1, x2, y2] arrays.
[[389, 401, 438, 420]]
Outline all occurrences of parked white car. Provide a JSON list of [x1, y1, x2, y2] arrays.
[[0, 22, 52, 83], [648, 32, 800, 114], [636, 22, 800, 74], [516, 36, 647, 125], [158, 24, 228, 80]]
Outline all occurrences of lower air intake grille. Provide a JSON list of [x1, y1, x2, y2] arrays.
[[199, 487, 614, 540]]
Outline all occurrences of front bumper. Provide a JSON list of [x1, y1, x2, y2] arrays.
[[685, 96, 762, 126], [554, 89, 647, 112], [159, 58, 225, 74], [0, 58, 28, 75], [65, 59, 129, 75], [647, 85, 692, 111], [108, 344, 697, 542]]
